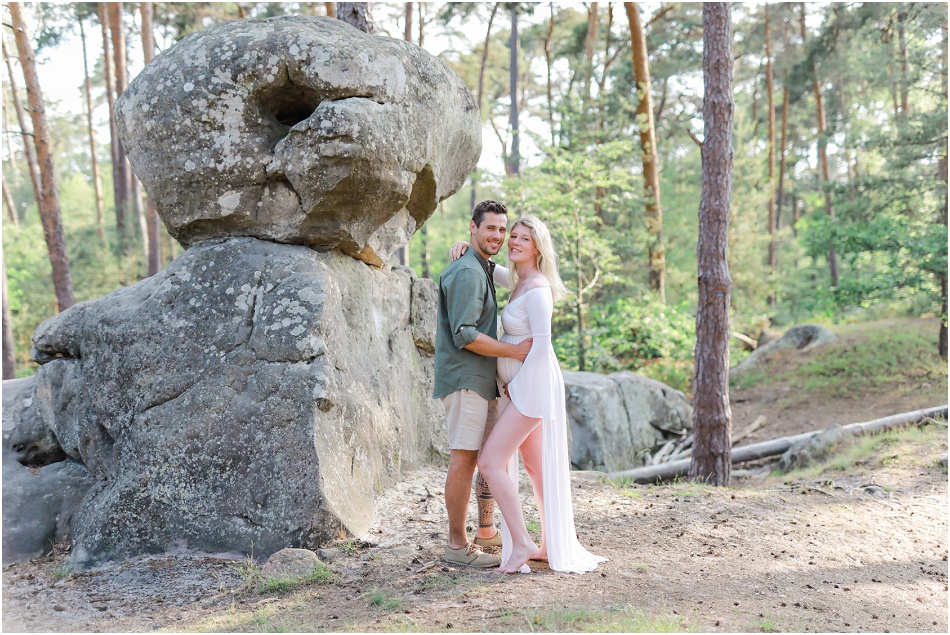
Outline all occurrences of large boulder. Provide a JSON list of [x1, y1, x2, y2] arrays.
[[7, 238, 444, 568], [564, 371, 692, 472], [115, 16, 481, 266], [2, 378, 95, 564], [731, 324, 837, 378]]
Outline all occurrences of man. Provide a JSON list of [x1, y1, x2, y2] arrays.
[[433, 200, 531, 568]]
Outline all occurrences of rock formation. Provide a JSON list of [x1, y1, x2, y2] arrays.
[[2, 15, 473, 567], [731, 324, 837, 378], [115, 16, 480, 267], [564, 371, 692, 472]]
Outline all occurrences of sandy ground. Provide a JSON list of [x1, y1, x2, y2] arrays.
[[2, 424, 947, 633]]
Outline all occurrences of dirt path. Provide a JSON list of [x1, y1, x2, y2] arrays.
[[3, 425, 947, 633]]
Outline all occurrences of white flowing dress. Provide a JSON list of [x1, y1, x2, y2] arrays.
[[493, 267, 607, 574]]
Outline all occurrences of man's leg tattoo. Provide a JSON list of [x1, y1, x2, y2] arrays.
[[476, 471, 496, 530]]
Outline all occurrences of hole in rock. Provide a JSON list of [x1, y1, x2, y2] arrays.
[[256, 82, 322, 146]]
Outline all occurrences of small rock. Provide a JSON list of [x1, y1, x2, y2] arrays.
[[261, 548, 323, 580], [862, 485, 888, 497]]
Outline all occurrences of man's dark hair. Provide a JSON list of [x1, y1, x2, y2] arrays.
[[472, 200, 508, 227]]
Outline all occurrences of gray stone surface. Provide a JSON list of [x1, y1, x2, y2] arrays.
[[8, 238, 444, 568], [2, 378, 95, 564], [731, 324, 838, 378], [564, 370, 693, 472], [260, 548, 324, 580], [115, 16, 481, 267]]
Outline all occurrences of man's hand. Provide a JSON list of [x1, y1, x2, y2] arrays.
[[512, 338, 532, 362]]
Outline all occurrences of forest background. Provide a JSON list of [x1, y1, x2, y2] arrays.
[[2, 1, 947, 396]]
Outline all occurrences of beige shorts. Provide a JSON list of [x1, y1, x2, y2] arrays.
[[442, 389, 498, 451]]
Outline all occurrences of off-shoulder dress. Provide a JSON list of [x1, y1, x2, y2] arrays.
[[493, 266, 607, 574]]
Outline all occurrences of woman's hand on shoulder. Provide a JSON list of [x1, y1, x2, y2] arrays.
[[449, 242, 469, 261]]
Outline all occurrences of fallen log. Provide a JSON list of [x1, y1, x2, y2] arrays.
[[608, 405, 948, 484]]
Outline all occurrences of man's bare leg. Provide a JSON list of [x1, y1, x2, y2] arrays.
[[475, 471, 499, 541], [445, 449, 478, 550]]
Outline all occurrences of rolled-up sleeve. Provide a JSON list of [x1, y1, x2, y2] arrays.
[[444, 268, 487, 349]]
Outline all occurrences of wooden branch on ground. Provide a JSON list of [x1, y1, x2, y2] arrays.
[[732, 415, 767, 444], [608, 405, 949, 484], [732, 331, 758, 350]]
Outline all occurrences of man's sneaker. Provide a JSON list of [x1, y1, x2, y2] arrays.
[[474, 531, 503, 548], [444, 542, 501, 568]]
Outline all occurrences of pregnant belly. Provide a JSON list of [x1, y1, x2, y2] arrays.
[[497, 333, 527, 385]]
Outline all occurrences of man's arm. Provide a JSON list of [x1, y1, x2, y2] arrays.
[[464, 333, 532, 362]]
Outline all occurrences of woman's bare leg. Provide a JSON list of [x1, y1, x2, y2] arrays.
[[519, 425, 547, 561], [477, 405, 540, 574]]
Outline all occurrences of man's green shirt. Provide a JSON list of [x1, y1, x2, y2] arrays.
[[433, 249, 499, 401]]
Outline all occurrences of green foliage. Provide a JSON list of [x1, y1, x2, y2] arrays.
[[368, 587, 401, 610], [554, 295, 695, 376]]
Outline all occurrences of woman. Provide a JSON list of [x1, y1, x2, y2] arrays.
[[451, 215, 606, 574]]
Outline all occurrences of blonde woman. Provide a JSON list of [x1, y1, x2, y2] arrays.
[[450, 215, 607, 574]]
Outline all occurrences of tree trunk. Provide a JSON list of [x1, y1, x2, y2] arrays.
[[765, 5, 777, 306], [625, 2, 666, 303], [506, 7, 520, 177], [336, 2, 376, 33], [99, 3, 122, 249], [469, 2, 499, 212], [2, 34, 41, 221], [544, 4, 556, 145], [78, 13, 105, 242], [141, 1, 162, 276], [2, 172, 17, 226], [939, 151, 948, 360], [939, 16, 948, 360], [689, 2, 733, 487], [583, 2, 599, 109], [775, 78, 790, 231], [1, 79, 19, 224], [109, 2, 134, 255], [9, 2, 75, 311], [2, 254, 15, 379], [800, 2, 838, 288], [897, 9, 910, 117], [325, 3, 336, 19]]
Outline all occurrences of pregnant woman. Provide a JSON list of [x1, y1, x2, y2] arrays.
[[452, 215, 606, 574]]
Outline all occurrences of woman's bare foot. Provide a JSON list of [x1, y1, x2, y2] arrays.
[[500, 540, 538, 574], [529, 548, 548, 562]]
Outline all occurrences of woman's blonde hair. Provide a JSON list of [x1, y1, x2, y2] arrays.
[[509, 215, 568, 302]]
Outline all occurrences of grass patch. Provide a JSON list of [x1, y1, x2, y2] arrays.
[[233, 557, 335, 595], [50, 563, 73, 580], [339, 540, 361, 556], [258, 562, 334, 595], [777, 424, 945, 480], [621, 487, 643, 499], [730, 319, 948, 398], [368, 587, 401, 610], [517, 606, 688, 632]]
